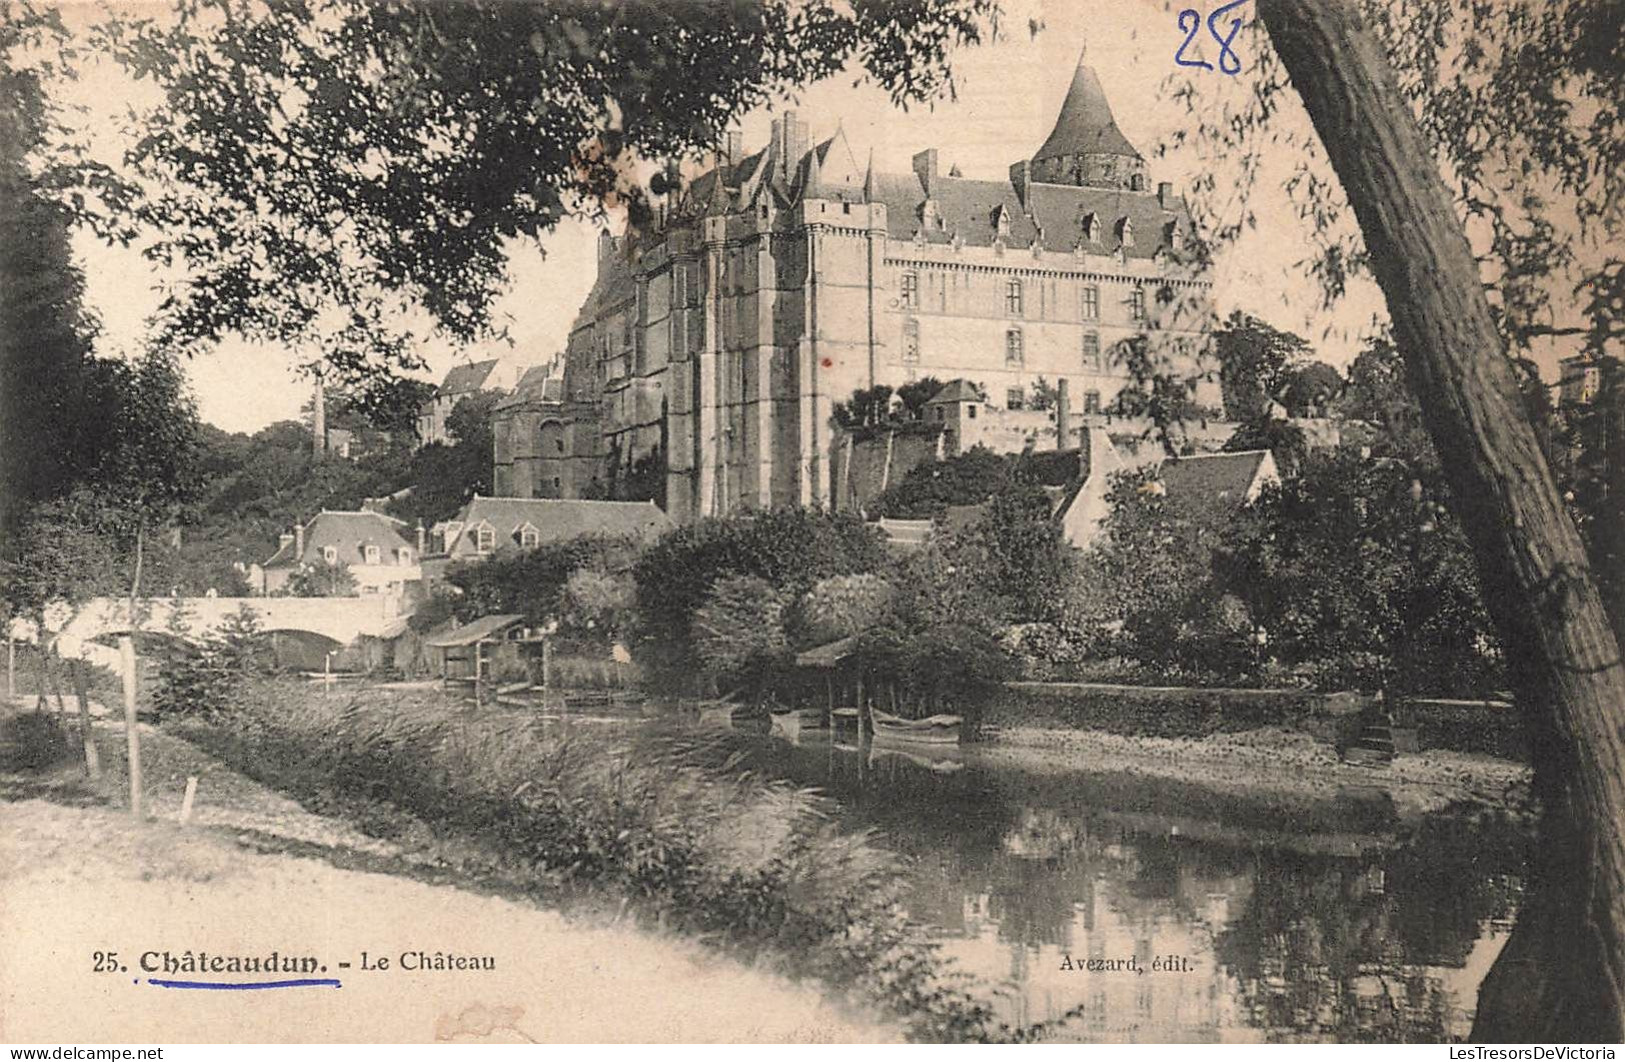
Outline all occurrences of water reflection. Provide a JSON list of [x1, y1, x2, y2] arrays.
[[728, 729, 1527, 1043]]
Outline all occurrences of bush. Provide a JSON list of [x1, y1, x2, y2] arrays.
[[0, 709, 72, 770]]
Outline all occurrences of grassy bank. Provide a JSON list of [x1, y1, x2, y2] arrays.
[[175, 678, 1070, 1043]]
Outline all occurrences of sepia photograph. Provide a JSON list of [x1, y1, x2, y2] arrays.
[[0, 0, 1621, 1047]]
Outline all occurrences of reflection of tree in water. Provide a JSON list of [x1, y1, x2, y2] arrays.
[[1215, 810, 1527, 1042]]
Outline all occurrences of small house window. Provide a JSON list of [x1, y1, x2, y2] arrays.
[[1084, 390, 1102, 414], [363, 545, 380, 565], [397, 548, 412, 565], [1082, 284, 1100, 320], [1130, 289, 1147, 322], [475, 525, 495, 553], [1005, 278, 1024, 317], [519, 525, 540, 549], [1006, 388, 1025, 411], [967, 404, 977, 420], [900, 271, 919, 309], [322, 546, 338, 565], [1005, 328, 1024, 367], [902, 318, 920, 364], [1082, 331, 1102, 370]]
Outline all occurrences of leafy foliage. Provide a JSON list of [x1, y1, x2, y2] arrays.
[[873, 445, 1012, 519], [446, 534, 642, 633], [693, 575, 791, 700], [282, 560, 358, 598], [1212, 311, 1317, 422], [631, 508, 889, 681], [93, 0, 1003, 388]]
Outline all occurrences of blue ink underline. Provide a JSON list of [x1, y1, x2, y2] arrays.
[[146, 977, 342, 990]]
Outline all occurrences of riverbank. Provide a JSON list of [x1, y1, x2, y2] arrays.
[[987, 723, 1531, 817], [0, 797, 896, 1043]]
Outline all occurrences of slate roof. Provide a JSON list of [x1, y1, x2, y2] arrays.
[[1156, 450, 1278, 510], [495, 365, 565, 410], [265, 511, 415, 568], [1033, 58, 1142, 163], [443, 497, 675, 557], [424, 614, 525, 649], [435, 359, 499, 397], [927, 379, 984, 404]]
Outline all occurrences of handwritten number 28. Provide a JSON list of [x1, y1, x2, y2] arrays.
[[1175, 0, 1248, 75]]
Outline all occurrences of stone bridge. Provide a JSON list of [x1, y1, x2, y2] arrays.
[[63, 596, 409, 649]]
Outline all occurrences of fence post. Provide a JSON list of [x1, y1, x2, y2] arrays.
[[119, 635, 141, 818]]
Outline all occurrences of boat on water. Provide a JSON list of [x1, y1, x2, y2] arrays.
[[870, 708, 963, 746]]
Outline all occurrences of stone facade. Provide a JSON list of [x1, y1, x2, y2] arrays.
[[498, 53, 1216, 523]]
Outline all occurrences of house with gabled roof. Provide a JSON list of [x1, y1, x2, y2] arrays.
[[427, 496, 675, 570], [261, 510, 423, 597], [416, 356, 533, 447]]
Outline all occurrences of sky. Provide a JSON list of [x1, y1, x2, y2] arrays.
[[47, 0, 1411, 432]]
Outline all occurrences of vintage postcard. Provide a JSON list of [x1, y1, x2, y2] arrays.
[[2, 0, 1621, 1048]]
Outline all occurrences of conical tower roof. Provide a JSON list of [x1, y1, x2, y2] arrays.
[[1032, 50, 1140, 164]]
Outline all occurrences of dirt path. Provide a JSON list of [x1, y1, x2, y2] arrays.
[[0, 728, 895, 1044]]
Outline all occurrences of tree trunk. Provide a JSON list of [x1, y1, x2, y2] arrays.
[[1256, 0, 1625, 1041], [123, 523, 145, 818], [71, 656, 99, 778]]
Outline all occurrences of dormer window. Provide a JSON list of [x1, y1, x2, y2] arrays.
[[397, 548, 412, 566], [517, 523, 541, 549], [363, 545, 380, 565], [1167, 222, 1184, 251], [1083, 212, 1101, 243], [921, 199, 939, 229], [1119, 217, 1135, 248], [322, 546, 338, 565], [993, 205, 1011, 237], [474, 523, 496, 553]]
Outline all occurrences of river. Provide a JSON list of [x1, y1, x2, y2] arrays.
[[709, 725, 1528, 1043]]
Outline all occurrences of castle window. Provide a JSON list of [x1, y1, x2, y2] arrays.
[[901, 271, 919, 309], [1082, 331, 1101, 370], [1005, 328, 1024, 367], [967, 404, 977, 420], [1130, 289, 1147, 321], [322, 546, 338, 565], [1082, 284, 1100, 320], [363, 545, 380, 565], [902, 318, 921, 364], [1005, 278, 1024, 317], [1084, 390, 1102, 414], [1006, 388, 1025, 411]]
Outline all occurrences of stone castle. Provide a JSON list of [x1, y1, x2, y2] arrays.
[[492, 52, 1217, 522]]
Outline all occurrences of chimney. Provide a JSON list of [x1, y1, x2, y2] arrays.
[[1055, 379, 1071, 451], [1008, 160, 1031, 208], [294, 522, 305, 560], [416, 522, 426, 556], [311, 375, 326, 456], [1158, 181, 1175, 207], [912, 149, 939, 193], [778, 111, 806, 169]]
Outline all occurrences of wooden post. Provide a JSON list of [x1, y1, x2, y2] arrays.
[[119, 635, 141, 819], [541, 637, 551, 708], [70, 657, 99, 779], [6, 636, 13, 701], [474, 640, 484, 707], [180, 776, 198, 823]]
